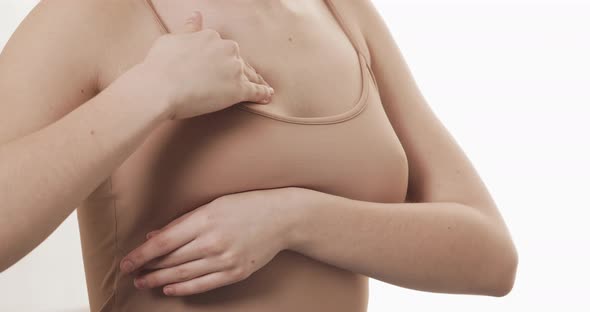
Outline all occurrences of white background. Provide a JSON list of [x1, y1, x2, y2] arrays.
[[1, 0, 589, 311]]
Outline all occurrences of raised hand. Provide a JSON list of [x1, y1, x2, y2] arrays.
[[139, 11, 274, 120]]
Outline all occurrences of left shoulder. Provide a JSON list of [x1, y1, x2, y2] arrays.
[[328, 0, 383, 24], [324, 0, 403, 69], [323, 0, 386, 65]]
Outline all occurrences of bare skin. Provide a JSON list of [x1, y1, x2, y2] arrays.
[[0, 0, 517, 311]]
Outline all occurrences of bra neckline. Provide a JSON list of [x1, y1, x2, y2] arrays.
[[143, 0, 370, 125], [235, 52, 370, 125]]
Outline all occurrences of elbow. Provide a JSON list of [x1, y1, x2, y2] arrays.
[[0, 255, 23, 274], [483, 242, 519, 297], [489, 256, 518, 297], [0, 244, 7, 273], [0, 244, 20, 274], [0, 256, 12, 274], [0, 254, 12, 274]]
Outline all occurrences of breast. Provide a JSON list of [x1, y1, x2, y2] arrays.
[[78, 74, 409, 312], [111, 85, 408, 239], [84, 84, 408, 310]]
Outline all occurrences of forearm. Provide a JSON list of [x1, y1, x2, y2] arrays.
[[0, 65, 170, 271], [286, 188, 518, 297]]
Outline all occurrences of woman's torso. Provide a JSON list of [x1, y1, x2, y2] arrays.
[[77, 0, 409, 311]]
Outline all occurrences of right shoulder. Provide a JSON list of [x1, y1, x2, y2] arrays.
[[21, 0, 141, 58], [21, 0, 123, 40], [0, 0, 140, 143], [2, 0, 135, 80]]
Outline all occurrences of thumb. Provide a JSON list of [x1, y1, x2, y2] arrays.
[[181, 11, 203, 33]]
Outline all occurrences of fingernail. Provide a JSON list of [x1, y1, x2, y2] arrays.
[[121, 259, 134, 273], [164, 286, 175, 296], [269, 87, 275, 95], [146, 232, 155, 239]]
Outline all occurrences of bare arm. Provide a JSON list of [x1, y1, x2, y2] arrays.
[[284, 188, 517, 297], [283, 1, 518, 296], [0, 0, 170, 271]]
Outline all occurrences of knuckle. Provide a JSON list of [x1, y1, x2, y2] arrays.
[[253, 85, 263, 98], [230, 60, 244, 77], [128, 252, 143, 265], [153, 235, 170, 250], [206, 236, 226, 254], [144, 276, 158, 287], [201, 240, 218, 255], [238, 84, 254, 100], [199, 243, 213, 255], [237, 78, 249, 91], [203, 28, 220, 39], [222, 40, 239, 54], [229, 40, 240, 53], [215, 235, 229, 249], [231, 267, 248, 280], [187, 283, 204, 294], [220, 251, 238, 267], [239, 74, 250, 85], [174, 266, 190, 280], [233, 58, 244, 68]]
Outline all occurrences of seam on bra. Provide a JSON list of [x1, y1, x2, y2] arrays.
[[144, 0, 170, 35], [111, 176, 121, 311], [323, 0, 381, 101], [323, 0, 366, 61], [96, 176, 119, 312], [366, 62, 380, 94]]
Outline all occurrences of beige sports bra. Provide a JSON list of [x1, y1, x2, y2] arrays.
[[76, 0, 409, 311]]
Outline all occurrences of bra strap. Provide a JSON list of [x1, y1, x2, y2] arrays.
[[144, 0, 171, 34], [323, 0, 373, 67]]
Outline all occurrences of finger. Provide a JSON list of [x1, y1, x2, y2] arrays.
[[242, 82, 274, 104], [146, 230, 160, 240], [242, 60, 270, 87], [180, 11, 203, 33], [143, 238, 204, 269], [120, 219, 198, 274], [146, 210, 194, 240], [241, 62, 263, 85], [163, 270, 238, 296], [134, 257, 219, 289]]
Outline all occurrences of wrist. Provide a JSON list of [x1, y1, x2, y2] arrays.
[[279, 187, 322, 253], [120, 63, 175, 123]]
